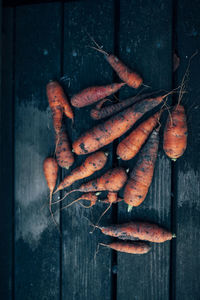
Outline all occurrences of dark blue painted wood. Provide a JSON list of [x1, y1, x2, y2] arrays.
[[14, 3, 61, 299], [117, 1, 173, 299], [173, 1, 200, 299], [60, 1, 115, 299], [0, 7, 13, 300]]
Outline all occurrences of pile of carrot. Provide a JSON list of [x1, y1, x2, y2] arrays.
[[42, 37, 192, 255]]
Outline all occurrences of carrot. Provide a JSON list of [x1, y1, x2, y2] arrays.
[[100, 241, 151, 254], [73, 95, 165, 155], [163, 104, 187, 161], [96, 221, 175, 243], [71, 82, 125, 108], [117, 111, 161, 161], [55, 128, 74, 169], [46, 80, 74, 121], [60, 192, 98, 209], [90, 39, 143, 88], [56, 167, 128, 203], [54, 151, 108, 193], [46, 82, 63, 135], [90, 92, 154, 120], [43, 157, 59, 228], [124, 127, 160, 209]]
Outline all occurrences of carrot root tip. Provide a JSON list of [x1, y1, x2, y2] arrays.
[[127, 204, 133, 213]]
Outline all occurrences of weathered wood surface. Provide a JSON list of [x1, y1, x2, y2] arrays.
[[14, 3, 61, 299], [117, 1, 172, 299], [173, 1, 200, 299], [0, 5, 13, 300], [1, 1, 200, 300], [61, 1, 114, 299]]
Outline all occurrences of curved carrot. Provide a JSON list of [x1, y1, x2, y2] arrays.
[[71, 82, 125, 108], [97, 221, 175, 243], [47, 80, 74, 121], [55, 128, 74, 169], [54, 151, 108, 193], [100, 241, 151, 254], [73, 95, 164, 155], [117, 111, 161, 160], [124, 128, 160, 208], [163, 104, 187, 161], [90, 92, 154, 120]]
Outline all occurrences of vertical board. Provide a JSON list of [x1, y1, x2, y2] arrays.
[[14, 4, 61, 299], [174, 1, 200, 299], [62, 1, 114, 299], [0, 7, 13, 300], [117, 1, 172, 299]]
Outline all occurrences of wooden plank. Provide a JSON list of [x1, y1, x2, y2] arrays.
[[0, 6, 13, 300], [117, 1, 173, 299], [61, 1, 114, 299], [173, 1, 200, 299], [14, 4, 61, 299]]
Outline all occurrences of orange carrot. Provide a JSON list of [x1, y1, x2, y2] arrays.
[[60, 192, 98, 209], [124, 128, 160, 208], [100, 241, 151, 254], [117, 111, 161, 161], [71, 82, 125, 108], [163, 104, 187, 161], [96, 221, 175, 243], [43, 157, 58, 227], [90, 39, 143, 88], [47, 80, 74, 121], [54, 151, 108, 193], [55, 128, 74, 169], [90, 92, 153, 120], [73, 95, 165, 155], [57, 167, 128, 202]]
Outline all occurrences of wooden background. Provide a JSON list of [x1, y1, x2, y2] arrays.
[[0, 0, 200, 299]]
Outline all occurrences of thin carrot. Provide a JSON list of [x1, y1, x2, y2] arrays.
[[163, 105, 187, 161], [99, 241, 151, 254], [55, 128, 74, 169], [55, 167, 128, 204], [90, 92, 154, 120], [60, 192, 98, 210], [43, 157, 59, 228], [90, 38, 143, 88], [124, 127, 160, 209], [117, 111, 161, 161], [71, 82, 125, 108], [73, 95, 166, 155], [54, 151, 108, 193], [95, 221, 175, 243], [47, 80, 74, 121]]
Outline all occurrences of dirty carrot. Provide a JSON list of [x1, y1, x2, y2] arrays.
[[47, 80, 74, 121], [117, 111, 161, 161], [95, 221, 175, 243], [46, 82, 63, 135], [100, 241, 151, 254], [124, 127, 160, 209], [55, 128, 74, 169], [43, 157, 59, 228], [163, 104, 187, 161], [54, 151, 108, 193], [90, 92, 154, 120], [73, 95, 165, 155], [60, 192, 98, 209], [55, 167, 128, 204], [71, 82, 125, 108], [90, 38, 143, 88]]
